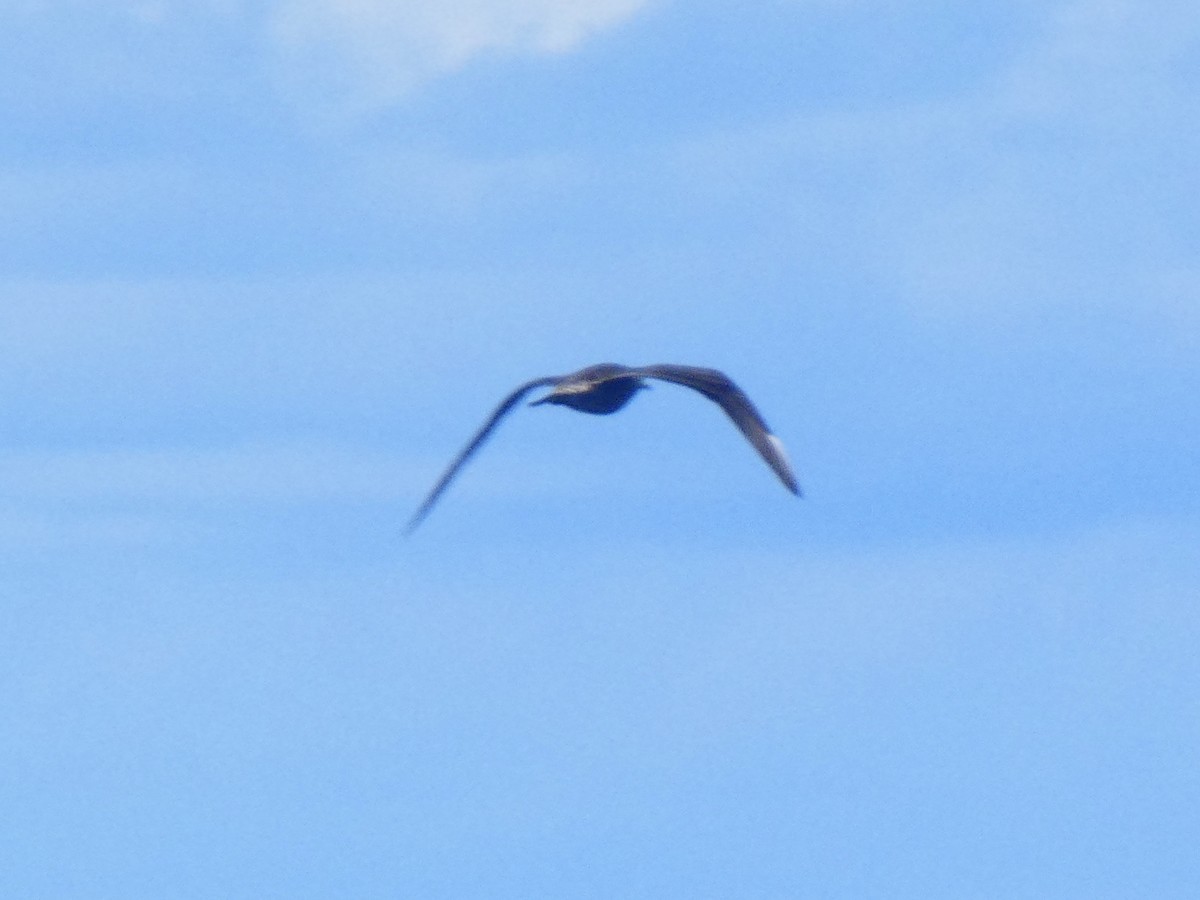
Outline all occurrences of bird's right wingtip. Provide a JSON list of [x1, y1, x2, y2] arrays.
[[766, 433, 802, 497]]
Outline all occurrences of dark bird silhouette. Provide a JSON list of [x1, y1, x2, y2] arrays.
[[407, 363, 799, 532]]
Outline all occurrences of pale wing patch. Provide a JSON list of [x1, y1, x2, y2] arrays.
[[767, 433, 793, 470]]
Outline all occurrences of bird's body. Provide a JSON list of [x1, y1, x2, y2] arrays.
[[530, 364, 648, 414], [407, 362, 799, 532]]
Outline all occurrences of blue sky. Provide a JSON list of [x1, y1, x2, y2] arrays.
[[2, 1, 1199, 896]]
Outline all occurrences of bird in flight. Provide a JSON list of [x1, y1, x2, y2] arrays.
[[407, 363, 799, 532]]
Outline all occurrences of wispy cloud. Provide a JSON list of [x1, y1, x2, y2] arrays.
[[0, 443, 415, 506], [667, 0, 1200, 332], [268, 0, 654, 112], [604, 517, 1200, 745], [889, 1, 1200, 326], [1, 1, 654, 121], [994, 0, 1200, 125]]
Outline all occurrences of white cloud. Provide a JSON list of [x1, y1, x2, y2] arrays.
[[268, 0, 654, 112], [1, 1, 653, 117]]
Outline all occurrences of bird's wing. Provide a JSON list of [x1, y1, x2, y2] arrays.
[[407, 376, 559, 533], [631, 364, 800, 495]]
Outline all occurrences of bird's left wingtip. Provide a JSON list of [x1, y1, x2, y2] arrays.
[[404, 509, 427, 536]]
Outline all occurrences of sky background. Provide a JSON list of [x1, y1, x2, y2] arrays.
[[2, 0, 1199, 896]]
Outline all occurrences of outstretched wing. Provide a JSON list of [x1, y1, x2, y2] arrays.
[[631, 364, 800, 495], [407, 376, 559, 533]]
